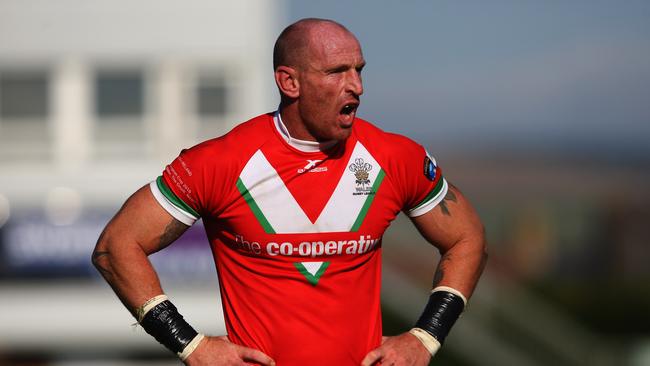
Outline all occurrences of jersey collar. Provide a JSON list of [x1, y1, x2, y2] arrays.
[[274, 110, 338, 153]]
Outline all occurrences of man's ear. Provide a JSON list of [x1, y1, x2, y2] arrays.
[[275, 66, 300, 99]]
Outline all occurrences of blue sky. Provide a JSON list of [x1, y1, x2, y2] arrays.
[[288, 1, 650, 158]]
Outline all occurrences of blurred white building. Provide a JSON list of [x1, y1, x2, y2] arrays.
[[0, 0, 283, 209], [0, 1, 283, 361]]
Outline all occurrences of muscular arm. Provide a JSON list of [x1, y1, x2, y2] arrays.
[[411, 183, 487, 299], [362, 183, 486, 366], [92, 185, 189, 317], [92, 185, 275, 366]]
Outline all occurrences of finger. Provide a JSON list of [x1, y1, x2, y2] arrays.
[[361, 348, 383, 366], [238, 346, 276, 366]]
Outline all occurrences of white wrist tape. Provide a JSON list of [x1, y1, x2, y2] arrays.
[[432, 286, 467, 308], [178, 333, 205, 361], [409, 327, 441, 356], [136, 294, 169, 323]]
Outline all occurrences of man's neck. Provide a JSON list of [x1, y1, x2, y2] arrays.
[[275, 109, 338, 152], [278, 102, 318, 142]]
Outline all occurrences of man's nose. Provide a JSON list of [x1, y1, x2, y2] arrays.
[[347, 70, 364, 96]]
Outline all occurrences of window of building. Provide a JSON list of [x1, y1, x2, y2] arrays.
[[0, 70, 51, 160], [95, 71, 144, 118], [92, 69, 147, 158], [196, 74, 228, 118], [0, 72, 49, 119]]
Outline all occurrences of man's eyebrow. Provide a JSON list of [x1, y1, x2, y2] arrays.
[[326, 64, 351, 73], [326, 62, 365, 73]]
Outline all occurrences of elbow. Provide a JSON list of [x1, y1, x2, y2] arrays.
[[91, 230, 112, 277], [91, 248, 105, 270], [91, 231, 106, 265]]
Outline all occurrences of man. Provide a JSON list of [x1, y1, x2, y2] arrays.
[[93, 18, 486, 366]]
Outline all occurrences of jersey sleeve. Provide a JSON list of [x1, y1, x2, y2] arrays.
[[149, 133, 249, 225], [387, 136, 448, 217], [149, 139, 225, 225], [149, 148, 204, 225], [405, 149, 448, 217]]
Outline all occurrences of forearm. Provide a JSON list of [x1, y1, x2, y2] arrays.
[[92, 233, 164, 317], [432, 233, 487, 299], [412, 183, 488, 300], [92, 185, 189, 317]]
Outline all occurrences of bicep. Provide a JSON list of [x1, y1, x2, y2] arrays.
[[409, 183, 484, 253], [99, 184, 190, 254]]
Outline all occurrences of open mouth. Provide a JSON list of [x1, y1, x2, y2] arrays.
[[340, 103, 358, 115]]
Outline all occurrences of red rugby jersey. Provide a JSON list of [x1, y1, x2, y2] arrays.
[[150, 112, 447, 365]]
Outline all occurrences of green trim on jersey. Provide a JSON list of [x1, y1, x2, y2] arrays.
[[236, 177, 276, 234], [294, 261, 330, 286], [351, 169, 386, 232], [412, 177, 445, 210], [156, 176, 200, 218], [237, 143, 385, 233]]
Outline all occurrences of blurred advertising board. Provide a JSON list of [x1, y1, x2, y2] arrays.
[[0, 211, 215, 282]]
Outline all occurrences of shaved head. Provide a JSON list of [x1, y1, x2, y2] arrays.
[[273, 18, 365, 142], [273, 18, 356, 70]]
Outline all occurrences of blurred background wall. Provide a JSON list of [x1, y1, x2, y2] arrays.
[[1, 1, 649, 365]]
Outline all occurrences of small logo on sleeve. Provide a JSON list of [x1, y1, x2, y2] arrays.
[[423, 155, 437, 181]]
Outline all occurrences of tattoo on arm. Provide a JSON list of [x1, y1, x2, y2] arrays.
[[432, 252, 452, 287], [92, 218, 188, 278], [157, 219, 189, 251], [438, 188, 458, 216], [92, 250, 112, 278], [92, 230, 113, 278]]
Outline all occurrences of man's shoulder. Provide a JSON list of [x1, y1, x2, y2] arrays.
[[353, 117, 422, 152], [226, 112, 276, 141], [185, 112, 275, 159]]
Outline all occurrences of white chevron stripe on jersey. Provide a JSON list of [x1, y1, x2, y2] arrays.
[[294, 261, 330, 286], [238, 150, 312, 233], [238, 142, 383, 233], [301, 262, 326, 276]]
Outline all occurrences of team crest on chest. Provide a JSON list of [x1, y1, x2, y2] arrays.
[[349, 158, 374, 195]]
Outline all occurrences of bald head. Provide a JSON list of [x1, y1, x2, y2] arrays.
[[272, 18, 365, 142], [273, 18, 357, 70]]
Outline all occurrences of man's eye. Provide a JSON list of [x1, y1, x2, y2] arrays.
[[329, 67, 347, 74]]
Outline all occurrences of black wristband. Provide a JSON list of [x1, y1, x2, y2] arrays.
[[414, 290, 465, 345], [140, 300, 198, 354]]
